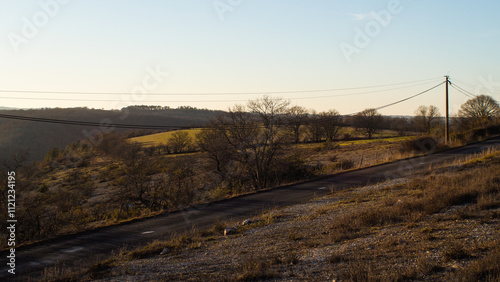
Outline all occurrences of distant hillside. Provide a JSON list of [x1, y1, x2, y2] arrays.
[[0, 106, 223, 161]]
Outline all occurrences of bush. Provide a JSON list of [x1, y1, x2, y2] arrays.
[[277, 153, 315, 182], [399, 137, 437, 154], [334, 159, 354, 170], [44, 147, 61, 162], [87, 261, 113, 279]]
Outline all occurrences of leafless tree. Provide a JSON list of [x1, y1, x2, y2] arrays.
[[118, 144, 163, 211], [165, 159, 196, 208], [167, 131, 193, 153], [319, 109, 343, 141], [387, 116, 413, 136], [285, 105, 309, 144], [353, 108, 383, 139], [248, 95, 291, 145], [306, 111, 324, 143], [198, 96, 293, 190], [196, 126, 236, 187], [458, 95, 500, 127], [414, 105, 440, 134]]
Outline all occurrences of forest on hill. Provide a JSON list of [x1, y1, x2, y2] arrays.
[[0, 106, 222, 162]]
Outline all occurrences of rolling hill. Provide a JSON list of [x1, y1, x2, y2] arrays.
[[0, 106, 222, 162]]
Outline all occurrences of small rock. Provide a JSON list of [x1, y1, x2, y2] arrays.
[[160, 248, 169, 255], [242, 219, 253, 226], [224, 227, 237, 236]]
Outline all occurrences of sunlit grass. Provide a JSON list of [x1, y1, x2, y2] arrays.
[[297, 136, 414, 149], [338, 136, 414, 146], [128, 128, 202, 147]]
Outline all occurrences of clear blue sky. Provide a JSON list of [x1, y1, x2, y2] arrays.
[[1, 0, 499, 115]]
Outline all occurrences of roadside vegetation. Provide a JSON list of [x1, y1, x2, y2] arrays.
[[0, 95, 499, 251]]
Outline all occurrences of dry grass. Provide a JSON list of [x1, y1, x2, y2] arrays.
[[128, 128, 202, 147], [38, 145, 500, 281], [302, 136, 423, 176], [235, 254, 280, 281], [449, 241, 500, 281]]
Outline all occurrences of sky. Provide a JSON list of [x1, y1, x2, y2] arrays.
[[1, 0, 500, 116]]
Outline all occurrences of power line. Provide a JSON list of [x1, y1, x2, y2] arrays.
[[0, 77, 441, 96], [0, 80, 442, 103], [0, 81, 446, 129], [451, 84, 475, 99], [451, 79, 479, 89], [288, 80, 442, 100], [346, 82, 445, 115], [0, 113, 192, 130], [452, 78, 500, 95]]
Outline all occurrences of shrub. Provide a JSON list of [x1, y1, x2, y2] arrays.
[[335, 159, 354, 170], [443, 243, 470, 261], [237, 255, 279, 281], [87, 261, 113, 279], [399, 137, 437, 154]]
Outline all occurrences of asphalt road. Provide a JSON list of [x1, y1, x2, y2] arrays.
[[2, 136, 500, 280]]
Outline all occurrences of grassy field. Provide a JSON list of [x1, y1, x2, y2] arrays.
[[298, 136, 414, 149], [128, 128, 202, 146], [129, 127, 405, 148]]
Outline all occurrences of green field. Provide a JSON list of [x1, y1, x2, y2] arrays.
[[129, 128, 202, 147]]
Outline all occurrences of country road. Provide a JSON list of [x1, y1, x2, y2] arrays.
[[2, 136, 500, 280]]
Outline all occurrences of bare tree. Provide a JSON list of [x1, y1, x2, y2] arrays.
[[165, 159, 196, 208], [319, 109, 343, 141], [248, 95, 291, 145], [199, 96, 292, 190], [414, 105, 440, 134], [196, 127, 235, 178], [167, 131, 193, 153], [353, 108, 383, 139], [458, 95, 500, 127], [285, 105, 309, 144], [118, 144, 163, 211], [387, 116, 413, 136], [306, 111, 324, 143]]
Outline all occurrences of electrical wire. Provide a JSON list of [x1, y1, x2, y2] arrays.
[[452, 78, 500, 94], [0, 77, 442, 96], [451, 78, 480, 89], [0, 81, 447, 128], [346, 82, 445, 115], [0, 113, 192, 130], [286, 80, 442, 100], [0, 80, 443, 103], [451, 84, 475, 99]]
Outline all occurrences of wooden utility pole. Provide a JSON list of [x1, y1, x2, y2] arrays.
[[445, 76, 450, 144]]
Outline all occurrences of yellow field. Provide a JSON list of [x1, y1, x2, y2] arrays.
[[128, 128, 202, 147], [337, 136, 414, 146]]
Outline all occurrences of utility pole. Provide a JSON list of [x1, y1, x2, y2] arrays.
[[445, 76, 450, 144]]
